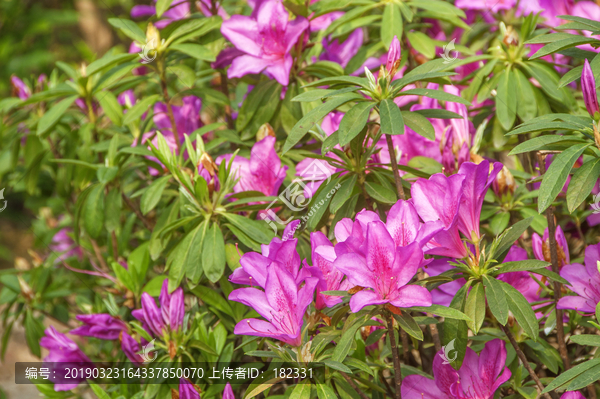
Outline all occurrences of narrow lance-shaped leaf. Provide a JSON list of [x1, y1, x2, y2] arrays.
[[379, 99, 405, 136]]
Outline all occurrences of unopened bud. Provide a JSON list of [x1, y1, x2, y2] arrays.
[[200, 153, 217, 177], [15, 257, 30, 271], [385, 35, 402, 76], [492, 166, 516, 197], [146, 22, 160, 46], [502, 26, 519, 46], [256, 123, 275, 141], [18, 276, 34, 301]]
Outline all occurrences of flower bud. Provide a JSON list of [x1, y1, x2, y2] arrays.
[[492, 166, 516, 197], [582, 59, 600, 119], [386, 36, 401, 76], [256, 123, 275, 141]]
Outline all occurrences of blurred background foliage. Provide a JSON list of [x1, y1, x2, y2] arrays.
[[0, 0, 142, 97]]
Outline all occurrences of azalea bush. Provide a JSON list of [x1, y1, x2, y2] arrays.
[[3, 0, 600, 398]]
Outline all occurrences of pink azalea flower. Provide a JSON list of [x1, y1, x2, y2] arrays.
[[70, 314, 127, 340], [230, 221, 305, 287], [307, 231, 350, 309], [121, 332, 145, 364], [223, 382, 236, 399], [561, 392, 586, 399], [455, 0, 515, 12], [179, 378, 201, 399], [133, 280, 185, 336], [558, 243, 600, 314], [153, 96, 203, 140], [220, 0, 309, 85], [10, 76, 31, 100], [582, 59, 599, 118], [229, 262, 319, 346], [40, 326, 92, 391], [333, 220, 432, 312], [321, 29, 363, 68], [218, 136, 288, 196], [412, 173, 468, 259], [131, 0, 190, 28], [50, 228, 83, 262], [402, 339, 511, 399], [456, 160, 503, 241], [532, 226, 570, 268]]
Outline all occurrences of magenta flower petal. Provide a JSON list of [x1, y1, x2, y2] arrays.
[[456, 160, 503, 240], [141, 292, 166, 336], [349, 290, 388, 312], [70, 314, 127, 340], [390, 284, 432, 308], [401, 374, 443, 399], [179, 378, 201, 399], [223, 383, 236, 399], [582, 59, 599, 117]]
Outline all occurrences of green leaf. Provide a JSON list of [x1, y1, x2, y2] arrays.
[[191, 284, 233, 315], [379, 99, 405, 136], [530, 268, 570, 285], [156, 0, 174, 17], [338, 102, 375, 146], [289, 382, 311, 399], [464, 282, 485, 334], [442, 282, 470, 369], [508, 136, 587, 155], [400, 88, 471, 106], [332, 315, 367, 362], [141, 175, 170, 215], [169, 65, 196, 88], [499, 280, 539, 341], [566, 363, 600, 391], [95, 91, 123, 126], [365, 181, 396, 203], [402, 111, 435, 140], [112, 261, 135, 291], [570, 334, 600, 346], [89, 383, 111, 399], [170, 43, 216, 61], [490, 212, 510, 236], [306, 178, 343, 231], [87, 53, 137, 76], [514, 68, 537, 122], [168, 220, 206, 287], [506, 121, 581, 136], [316, 384, 338, 399], [381, 3, 403, 47], [530, 36, 599, 59], [496, 70, 517, 131], [84, 184, 105, 238], [494, 217, 533, 261], [567, 158, 600, 213], [542, 358, 600, 393], [167, 17, 221, 45], [36, 95, 78, 137], [188, 339, 218, 356], [406, 304, 471, 321], [203, 223, 226, 283], [406, 31, 436, 59], [482, 275, 509, 325], [105, 188, 122, 232], [221, 213, 274, 244], [123, 94, 160, 125], [322, 359, 352, 373], [495, 259, 551, 274], [330, 175, 357, 213], [236, 80, 278, 131], [283, 93, 362, 153], [538, 143, 591, 213], [394, 312, 424, 340], [108, 18, 146, 44], [24, 311, 44, 358]]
